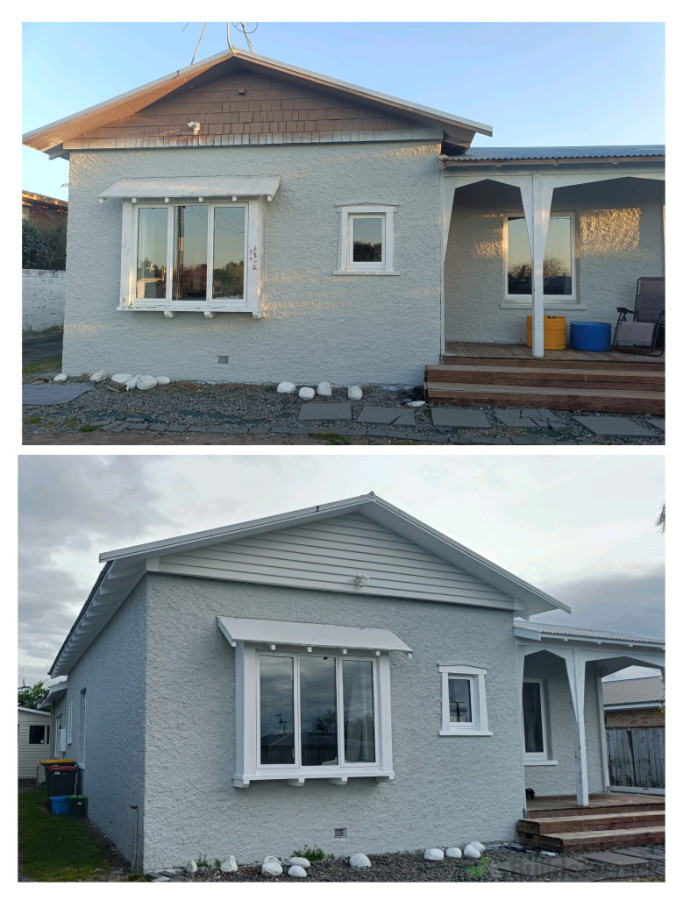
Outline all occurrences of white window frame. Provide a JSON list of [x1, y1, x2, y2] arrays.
[[438, 664, 492, 736], [118, 198, 264, 316], [523, 677, 555, 765], [66, 702, 73, 745], [502, 211, 579, 308], [334, 204, 398, 275], [233, 643, 395, 787]]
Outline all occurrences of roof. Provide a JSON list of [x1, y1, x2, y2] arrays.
[[22, 190, 68, 209], [23, 48, 492, 157], [602, 676, 665, 708], [18, 707, 51, 717], [99, 175, 281, 201], [514, 620, 665, 649], [441, 145, 665, 167], [49, 493, 568, 676]]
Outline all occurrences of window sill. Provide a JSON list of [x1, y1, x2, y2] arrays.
[[332, 269, 400, 276], [118, 303, 261, 317], [500, 300, 585, 311], [524, 759, 558, 766], [439, 729, 493, 737], [233, 769, 394, 788]]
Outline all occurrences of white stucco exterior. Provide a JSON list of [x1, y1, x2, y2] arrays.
[[444, 175, 664, 344], [62, 141, 443, 386]]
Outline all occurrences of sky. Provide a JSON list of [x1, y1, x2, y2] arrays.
[[17, 454, 664, 687], [21, 19, 666, 201]]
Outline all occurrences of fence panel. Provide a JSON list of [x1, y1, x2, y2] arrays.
[[606, 726, 664, 789]]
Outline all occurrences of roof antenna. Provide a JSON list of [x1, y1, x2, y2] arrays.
[[233, 22, 258, 53], [190, 22, 208, 65]]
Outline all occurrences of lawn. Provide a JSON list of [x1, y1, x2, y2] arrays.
[[18, 785, 127, 881], [22, 356, 62, 377]]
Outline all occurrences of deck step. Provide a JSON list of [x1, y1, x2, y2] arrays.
[[545, 826, 665, 852], [425, 381, 665, 415], [428, 365, 664, 390], [441, 355, 664, 373], [530, 800, 665, 819], [518, 810, 665, 835]]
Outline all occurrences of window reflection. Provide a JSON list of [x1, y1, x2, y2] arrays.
[[300, 656, 338, 766], [173, 206, 208, 300], [507, 215, 572, 296], [448, 677, 472, 723], [136, 208, 167, 299], [260, 656, 295, 765], [343, 660, 375, 762], [213, 207, 245, 299], [352, 216, 383, 263]]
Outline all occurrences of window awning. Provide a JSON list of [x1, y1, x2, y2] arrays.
[[99, 175, 281, 201], [217, 616, 411, 654]]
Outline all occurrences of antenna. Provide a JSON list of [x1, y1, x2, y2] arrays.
[[183, 22, 258, 64]]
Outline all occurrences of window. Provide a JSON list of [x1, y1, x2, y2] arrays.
[[439, 665, 491, 736], [523, 678, 552, 763], [335, 205, 398, 275], [118, 198, 266, 316], [504, 213, 577, 305], [66, 703, 73, 745], [28, 725, 50, 745]]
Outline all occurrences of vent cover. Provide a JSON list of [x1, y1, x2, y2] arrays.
[[334, 828, 347, 839], [217, 355, 230, 364]]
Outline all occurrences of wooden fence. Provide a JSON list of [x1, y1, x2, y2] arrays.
[[606, 726, 665, 789]]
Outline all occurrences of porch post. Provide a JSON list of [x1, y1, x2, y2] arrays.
[[520, 175, 554, 358], [563, 649, 589, 807]]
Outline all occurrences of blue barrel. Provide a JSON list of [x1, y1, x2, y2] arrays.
[[570, 321, 611, 351]]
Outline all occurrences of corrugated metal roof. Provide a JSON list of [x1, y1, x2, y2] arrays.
[[516, 620, 664, 646], [602, 676, 664, 707], [443, 145, 665, 163]]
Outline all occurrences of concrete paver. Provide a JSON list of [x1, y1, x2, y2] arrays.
[[22, 383, 94, 405], [493, 408, 565, 429], [572, 416, 654, 437], [580, 850, 650, 866], [298, 403, 352, 421], [431, 408, 491, 428], [493, 857, 561, 877]]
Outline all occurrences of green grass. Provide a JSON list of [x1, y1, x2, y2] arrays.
[[22, 355, 62, 376], [18, 785, 115, 881]]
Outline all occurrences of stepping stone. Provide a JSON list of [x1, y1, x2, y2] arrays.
[[580, 850, 648, 866], [645, 417, 665, 432], [572, 416, 654, 437], [358, 407, 415, 425], [22, 383, 94, 405], [298, 403, 352, 421], [431, 408, 490, 428], [494, 857, 561, 877], [615, 846, 665, 860], [493, 408, 564, 429], [537, 856, 590, 872]]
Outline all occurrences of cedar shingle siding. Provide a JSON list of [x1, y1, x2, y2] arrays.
[[73, 71, 416, 147]]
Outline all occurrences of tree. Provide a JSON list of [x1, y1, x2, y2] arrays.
[[22, 211, 67, 270], [656, 504, 665, 533], [18, 680, 49, 710]]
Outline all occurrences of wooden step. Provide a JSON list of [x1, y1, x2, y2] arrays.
[[546, 826, 665, 852], [425, 382, 665, 415], [518, 810, 665, 835], [441, 355, 664, 373], [530, 800, 665, 819], [427, 364, 665, 389]]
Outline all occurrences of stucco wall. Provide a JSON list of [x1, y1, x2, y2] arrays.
[[444, 176, 664, 343], [58, 581, 148, 866], [62, 141, 442, 385], [141, 573, 525, 872], [522, 652, 605, 797], [22, 269, 66, 331]]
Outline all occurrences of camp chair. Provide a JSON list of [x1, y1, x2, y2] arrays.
[[613, 277, 665, 356]]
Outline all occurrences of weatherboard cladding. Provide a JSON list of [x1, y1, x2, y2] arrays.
[[153, 512, 514, 609]]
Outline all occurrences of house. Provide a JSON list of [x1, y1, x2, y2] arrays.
[[43, 494, 664, 871], [18, 707, 51, 781], [22, 190, 68, 222], [602, 675, 664, 791], [22, 49, 665, 388]]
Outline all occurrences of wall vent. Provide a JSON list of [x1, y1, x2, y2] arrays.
[[217, 355, 230, 364], [334, 828, 347, 839]]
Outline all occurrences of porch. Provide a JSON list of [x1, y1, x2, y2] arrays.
[[518, 793, 665, 851], [426, 342, 664, 414]]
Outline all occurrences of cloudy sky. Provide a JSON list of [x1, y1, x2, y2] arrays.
[[22, 18, 665, 200], [17, 453, 664, 686]]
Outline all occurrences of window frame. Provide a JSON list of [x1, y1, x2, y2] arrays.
[[28, 724, 50, 745], [334, 204, 398, 276], [438, 664, 492, 737], [522, 677, 555, 764], [119, 198, 264, 316], [233, 643, 395, 787], [502, 211, 579, 308], [66, 702, 73, 745]]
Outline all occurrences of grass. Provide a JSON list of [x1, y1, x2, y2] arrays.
[[18, 785, 118, 882], [22, 355, 62, 376]]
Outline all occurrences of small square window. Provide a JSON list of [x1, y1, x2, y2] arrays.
[[28, 725, 49, 745], [335, 205, 398, 275], [439, 665, 491, 736]]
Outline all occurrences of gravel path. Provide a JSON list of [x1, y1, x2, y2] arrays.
[[22, 378, 665, 445], [147, 845, 664, 883]]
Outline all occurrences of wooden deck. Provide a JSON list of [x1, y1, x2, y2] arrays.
[[426, 343, 665, 415], [518, 793, 665, 851]]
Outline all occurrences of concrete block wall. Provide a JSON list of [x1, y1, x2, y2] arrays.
[[22, 269, 66, 331]]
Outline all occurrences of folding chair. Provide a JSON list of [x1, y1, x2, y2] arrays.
[[613, 277, 665, 356]]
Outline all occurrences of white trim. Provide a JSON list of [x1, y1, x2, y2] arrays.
[[118, 198, 262, 316], [524, 759, 558, 766], [66, 702, 73, 745], [232, 642, 395, 788], [522, 678, 549, 762], [438, 664, 491, 736], [334, 205, 398, 276], [503, 211, 578, 306]]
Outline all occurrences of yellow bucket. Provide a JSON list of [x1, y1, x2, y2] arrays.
[[526, 315, 566, 350]]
